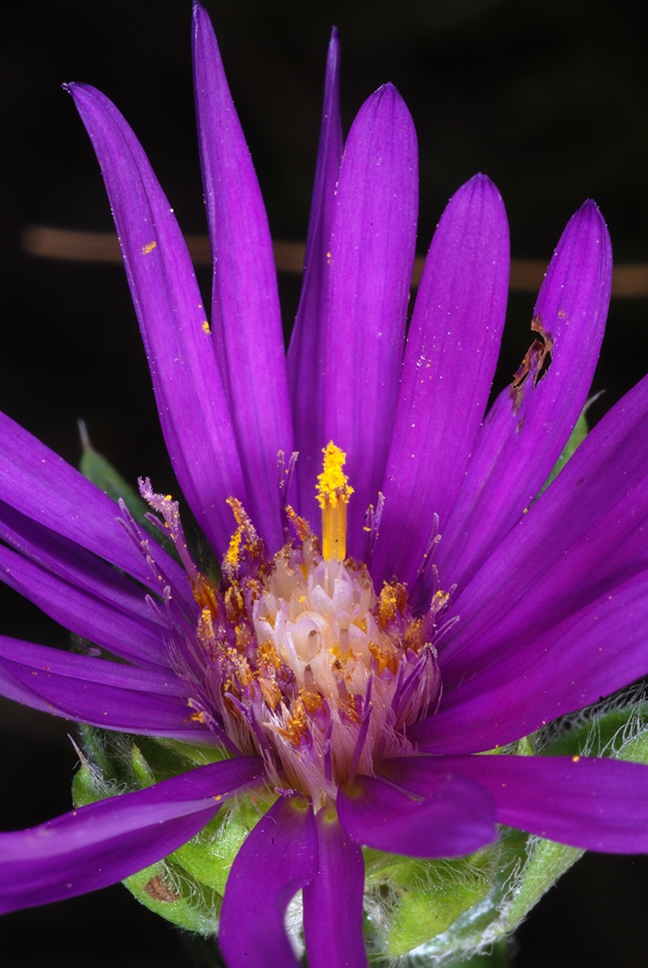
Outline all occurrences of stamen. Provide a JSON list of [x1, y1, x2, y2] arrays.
[[139, 478, 198, 578], [279, 450, 300, 537], [316, 442, 354, 561], [223, 498, 264, 578], [278, 450, 299, 508], [363, 491, 385, 565]]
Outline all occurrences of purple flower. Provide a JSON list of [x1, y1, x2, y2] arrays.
[[2, 2, 648, 964]]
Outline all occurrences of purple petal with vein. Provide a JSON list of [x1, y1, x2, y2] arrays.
[[411, 569, 648, 754], [435, 200, 611, 592], [375, 174, 509, 587], [219, 796, 318, 968], [0, 757, 264, 913], [0, 412, 176, 591], [337, 773, 495, 858], [288, 28, 343, 521], [192, 2, 291, 550], [0, 542, 168, 668], [66, 82, 246, 557], [323, 84, 418, 553], [303, 810, 368, 968], [439, 369, 648, 686], [0, 636, 208, 740], [383, 755, 648, 853]]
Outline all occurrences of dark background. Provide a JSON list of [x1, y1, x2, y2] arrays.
[[2, 0, 648, 964]]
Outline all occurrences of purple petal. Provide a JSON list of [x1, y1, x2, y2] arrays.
[[435, 201, 612, 592], [192, 2, 292, 550], [66, 82, 247, 557], [337, 773, 495, 858], [374, 175, 509, 588], [0, 499, 172, 669], [383, 754, 648, 853], [303, 810, 368, 968], [0, 757, 264, 913], [411, 569, 648, 754], [439, 369, 648, 689], [323, 84, 418, 552], [0, 412, 177, 591], [219, 795, 318, 968], [0, 541, 169, 668], [288, 28, 343, 519], [0, 636, 208, 741]]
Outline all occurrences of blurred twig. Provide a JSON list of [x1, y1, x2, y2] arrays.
[[22, 224, 648, 297]]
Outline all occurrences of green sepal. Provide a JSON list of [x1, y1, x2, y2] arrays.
[[71, 755, 109, 807], [131, 744, 156, 788], [172, 795, 273, 895], [542, 698, 648, 761], [364, 845, 499, 957], [79, 436, 154, 534], [504, 837, 583, 928], [123, 857, 221, 935], [538, 405, 589, 496]]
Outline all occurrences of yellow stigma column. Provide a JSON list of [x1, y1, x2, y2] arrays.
[[316, 442, 354, 561]]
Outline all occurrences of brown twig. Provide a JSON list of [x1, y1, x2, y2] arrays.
[[21, 225, 648, 297]]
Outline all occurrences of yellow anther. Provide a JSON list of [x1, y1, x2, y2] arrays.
[[316, 442, 353, 561]]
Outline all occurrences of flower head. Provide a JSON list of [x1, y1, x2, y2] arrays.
[[3, 3, 648, 966]]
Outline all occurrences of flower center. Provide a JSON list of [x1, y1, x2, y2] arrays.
[[143, 444, 445, 811]]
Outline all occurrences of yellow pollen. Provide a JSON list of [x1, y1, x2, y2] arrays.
[[189, 708, 209, 724], [378, 580, 407, 629], [191, 574, 219, 618], [285, 505, 312, 542], [259, 676, 282, 710], [276, 698, 310, 747], [225, 525, 243, 570], [224, 583, 245, 623], [197, 606, 214, 648], [300, 688, 324, 714], [316, 442, 354, 561]]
